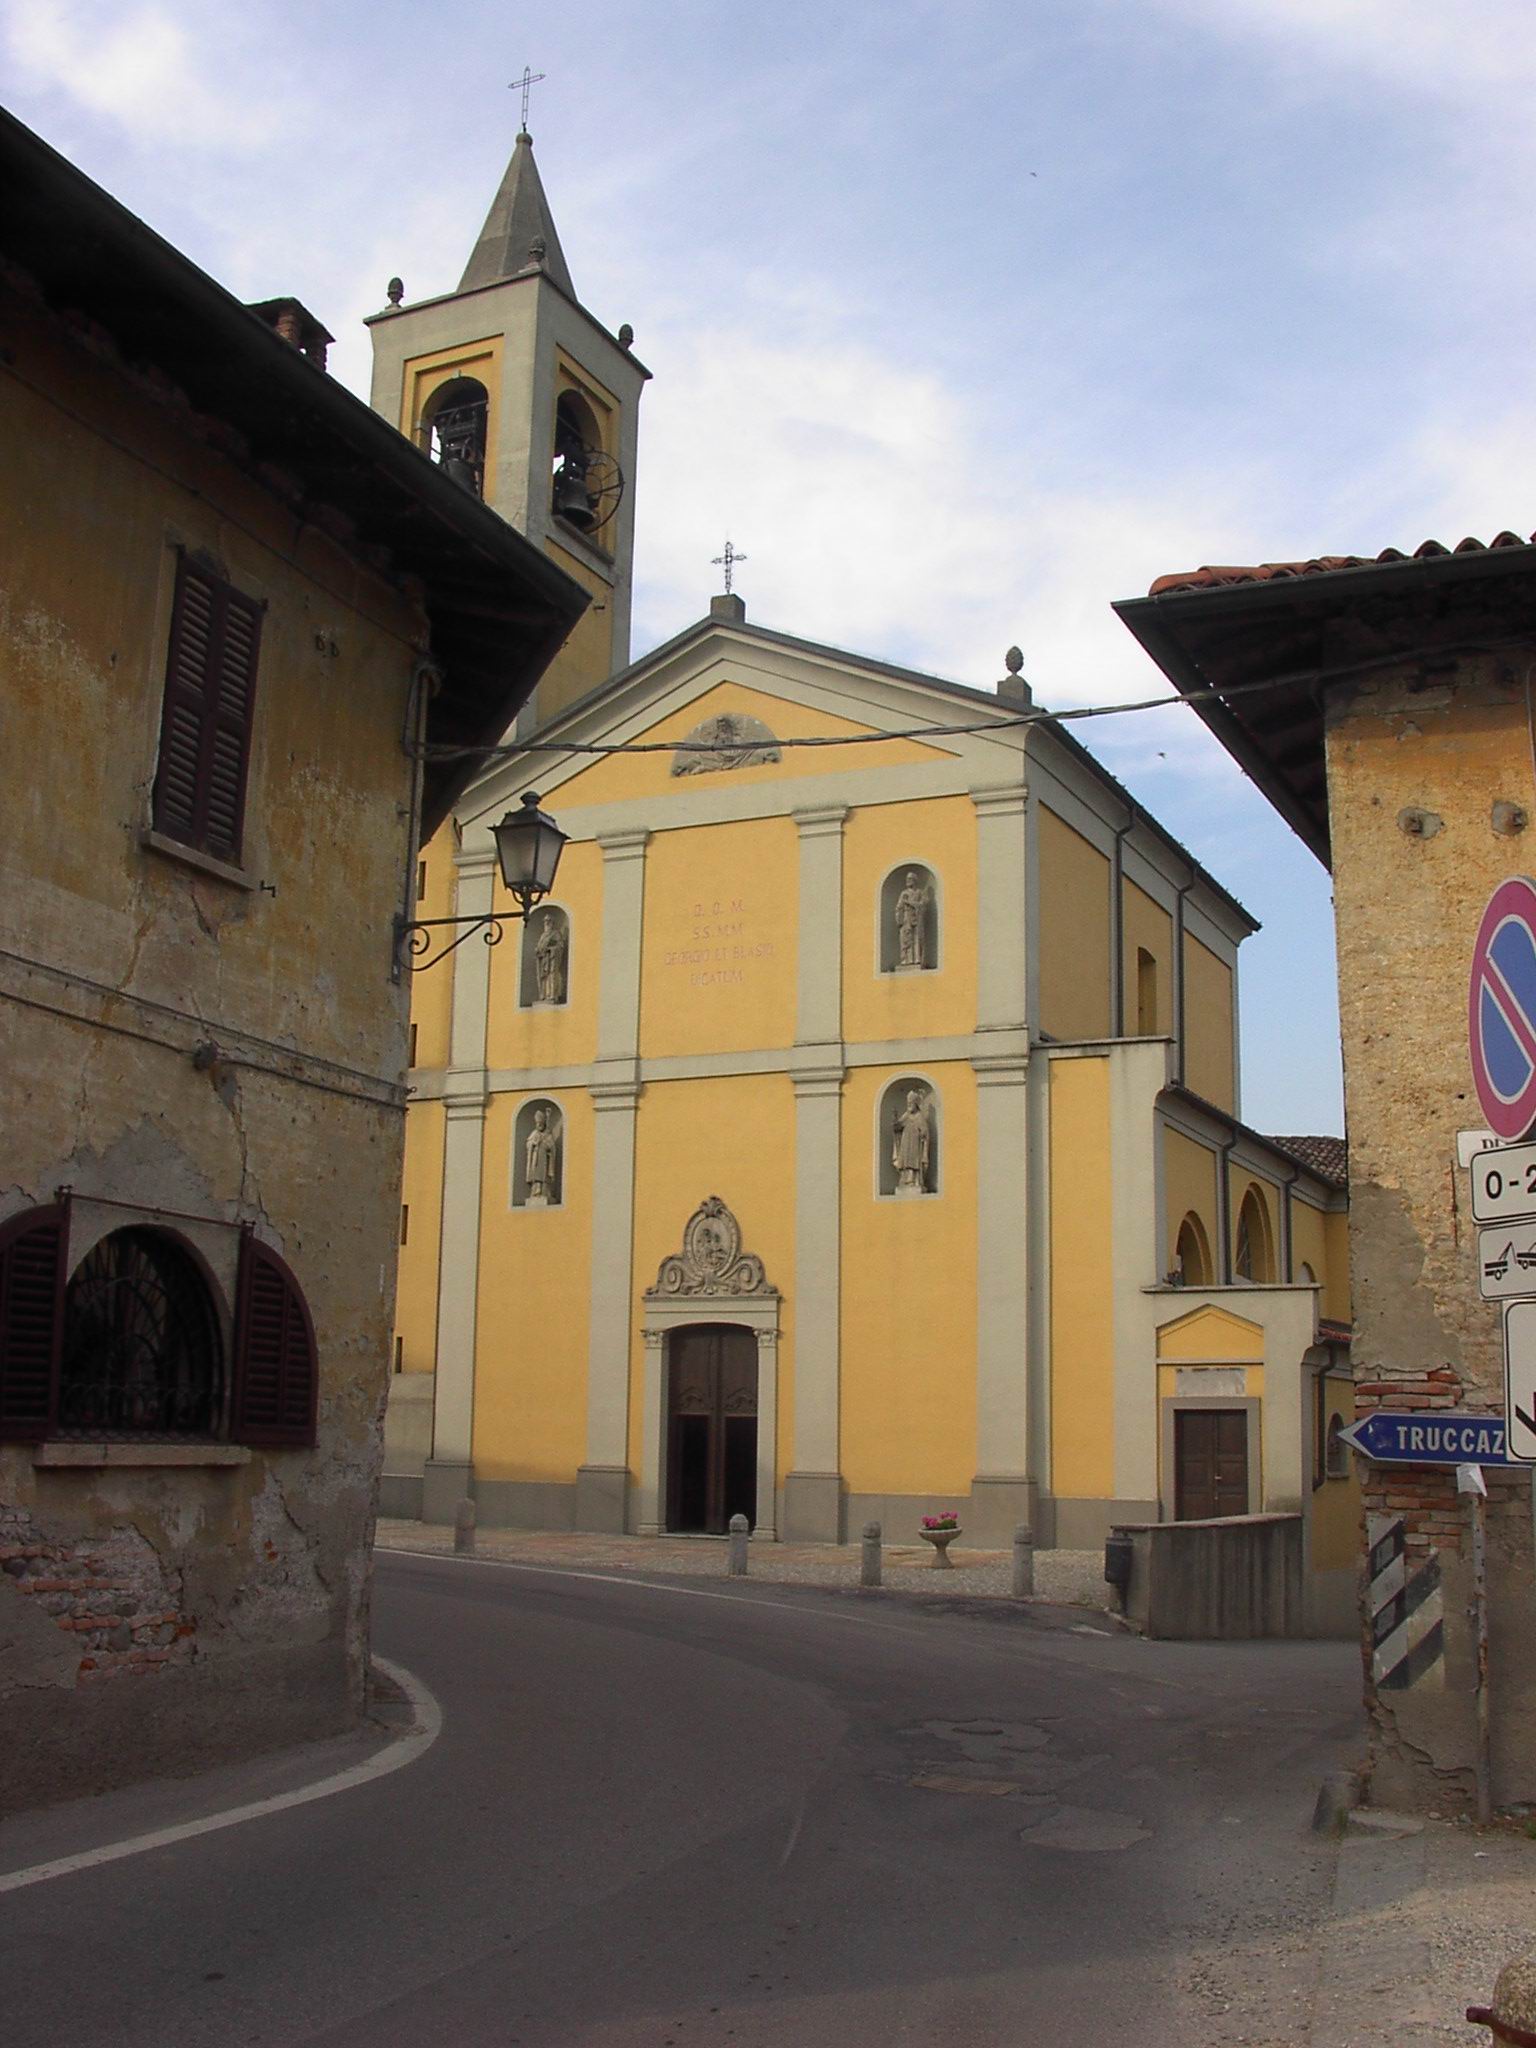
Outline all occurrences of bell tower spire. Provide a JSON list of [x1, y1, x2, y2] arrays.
[[366, 117, 648, 724]]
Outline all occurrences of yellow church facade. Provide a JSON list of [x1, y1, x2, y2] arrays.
[[386, 607, 1351, 1574], [370, 122, 1354, 1612]]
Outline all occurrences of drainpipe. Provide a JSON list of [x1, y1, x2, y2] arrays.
[[1110, 805, 1135, 1037], [1172, 872, 1197, 1085], [1279, 1162, 1302, 1284], [1218, 1133, 1240, 1282]]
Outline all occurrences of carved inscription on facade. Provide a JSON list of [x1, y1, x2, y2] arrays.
[[662, 895, 776, 990]]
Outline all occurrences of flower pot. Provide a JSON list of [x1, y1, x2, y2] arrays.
[[919, 1527, 961, 1567]]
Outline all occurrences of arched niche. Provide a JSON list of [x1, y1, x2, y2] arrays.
[[879, 863, 939, 974], [878, 1077, 940, 1197], [1174, 1211, 1212, 1286], [511, 1098, 564, 1209], [520, 903, 570, 1008], [421, 376, 489, 497], [1233, 1185, 1276, 1283]]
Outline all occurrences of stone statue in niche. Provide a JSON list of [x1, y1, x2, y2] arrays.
[[524, 1107, 559, 1206], [532, 911, 567, 1004], [892, 1088, 932, 1194], [894, 870, 932, 969], [671, 711, 782, 776]]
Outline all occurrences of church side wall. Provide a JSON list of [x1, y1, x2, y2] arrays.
[[1162, 1125, 1220, 1278], [1048, 1055, 1117, 1528], [1123, 877, 1174, 1034], [1036, 809, 1112, 1041], [1182, 932, 1236, 1112]]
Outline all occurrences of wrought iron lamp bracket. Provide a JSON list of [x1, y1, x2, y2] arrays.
[[394, 893, 541, 974]]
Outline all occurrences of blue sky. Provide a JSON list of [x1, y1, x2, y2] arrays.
[[9, 0, 1532, 1136]]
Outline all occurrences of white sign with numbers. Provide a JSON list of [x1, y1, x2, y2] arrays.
[[1470, 1141, 1536, 1223]]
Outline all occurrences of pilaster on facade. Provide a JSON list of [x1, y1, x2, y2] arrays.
[[971, 782, 1028, 1040], [970, 1050, 1031, 1540], [793, 802, 847, 1049], [787, 1058, 844, 1542], [594, 827, 649, 1064]]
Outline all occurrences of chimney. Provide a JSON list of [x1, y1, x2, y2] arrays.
[[246, 297, 335, 372]]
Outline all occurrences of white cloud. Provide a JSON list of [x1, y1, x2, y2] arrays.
[[3, 0, 288, 150], [630, 303, 1277, 717]]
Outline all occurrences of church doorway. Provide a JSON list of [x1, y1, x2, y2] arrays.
[[666, 1324, 758, 1534], [1174, 1408, 1249, 1520]]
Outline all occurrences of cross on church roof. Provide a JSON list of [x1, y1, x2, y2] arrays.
[[712, 538, 748, 596], [509, 66, 546, 134]]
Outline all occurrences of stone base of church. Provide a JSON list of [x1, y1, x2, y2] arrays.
[[1050, 1495, 1161, 1550], [476, 1479, 578, 1530], [575, 1462, 630, 1533], [782, 1471, 844, 1543], [420, 1457, 475, 1527], [963, 1474, 1039, 1547]]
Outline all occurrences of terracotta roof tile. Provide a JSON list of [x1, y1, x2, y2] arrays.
[[1148, 530, 1535, 598], [1267, 1134, 1348, 1187]]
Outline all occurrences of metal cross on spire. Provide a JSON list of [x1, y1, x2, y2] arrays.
[[712, 538, 748, 595], [509, 66, 546, 134]]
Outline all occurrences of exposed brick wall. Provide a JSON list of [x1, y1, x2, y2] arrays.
[[0, 1504, 196, 1684]]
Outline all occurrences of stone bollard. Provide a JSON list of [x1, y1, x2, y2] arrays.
[[861, 1520, 883, 1589], [453, 1496, 476, 1555], [1468, 1957, 1536, 2042], [1012, 1524, 1035, 1599], [727, 1512, 750, 1576]]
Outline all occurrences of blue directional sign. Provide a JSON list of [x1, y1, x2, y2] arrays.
[[1340, 1411, 1510, 1467]]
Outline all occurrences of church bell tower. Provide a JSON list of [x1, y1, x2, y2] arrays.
[[367, 126, 648, 724]]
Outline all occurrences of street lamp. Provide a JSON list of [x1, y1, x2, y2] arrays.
[[396, 791, 568, 972]]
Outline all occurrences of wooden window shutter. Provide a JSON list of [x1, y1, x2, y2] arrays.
[[0, 1204, 68, 1442], [152, 557, 263, 863], [232, 1234, 318, 1448]]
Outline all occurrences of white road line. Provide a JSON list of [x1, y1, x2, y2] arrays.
[[0, 1655, 442, 1896]]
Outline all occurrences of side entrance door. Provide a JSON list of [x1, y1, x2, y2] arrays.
[[667, 1324, 758, 1534], [1174, 1408, 1249, 1520]]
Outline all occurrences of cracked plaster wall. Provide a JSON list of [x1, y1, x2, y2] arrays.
[[0, 283, 427, 1809], [1326, 653, 1536, 1811]]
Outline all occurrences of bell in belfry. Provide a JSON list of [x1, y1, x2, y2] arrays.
[[552, 450, 595, 530]]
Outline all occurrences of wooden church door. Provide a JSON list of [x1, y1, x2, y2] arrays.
[[1174, 1409, 1249, 1520], [666, 1325, 758, 1534]]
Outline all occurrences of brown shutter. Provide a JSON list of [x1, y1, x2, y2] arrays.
[[152, 558, 262, 862], [232, 1233, 317, 1448], [0, 1205, 67, 1442]]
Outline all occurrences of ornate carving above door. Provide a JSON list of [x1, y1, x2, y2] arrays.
[[646, 1195, 779, 1301]]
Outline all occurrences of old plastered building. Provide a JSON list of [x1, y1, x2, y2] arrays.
[[0, 113, 583, 1806], [1120, 528, 1536, 1804], [373, 126, 1354, 1605]]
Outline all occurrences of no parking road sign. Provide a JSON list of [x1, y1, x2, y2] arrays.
[[1470, 876, 1536, 1143]]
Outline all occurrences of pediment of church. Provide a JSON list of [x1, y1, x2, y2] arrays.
[[457, 619, 1020, 830], [1155, 1303, 1265, 1363]]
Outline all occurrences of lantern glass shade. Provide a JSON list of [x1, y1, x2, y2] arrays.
[[493, 791, 567, 907]]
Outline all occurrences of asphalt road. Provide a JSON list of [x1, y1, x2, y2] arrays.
[[0, 1550, 1362, 2046]]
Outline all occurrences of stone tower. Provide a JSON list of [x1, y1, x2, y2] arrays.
[[367, 130, 648, 724]]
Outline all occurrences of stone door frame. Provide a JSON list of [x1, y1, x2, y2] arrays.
[[638, 1297, 780, 1539]]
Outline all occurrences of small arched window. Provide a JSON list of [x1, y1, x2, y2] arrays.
[[513, 1099, 564, 1208], [423, 376, 489, 497], [1233, 1187, 1275, 1284], [1175, 1212, 1212, 1286], [878, 1078, 939, 1197], [60, 1227, 224, 1438], [879, 864, 939, 974], [1325, 1412, 1350, 1480], [520, 904, 570, 1008], [1298, 1261, 1317, 1287]]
